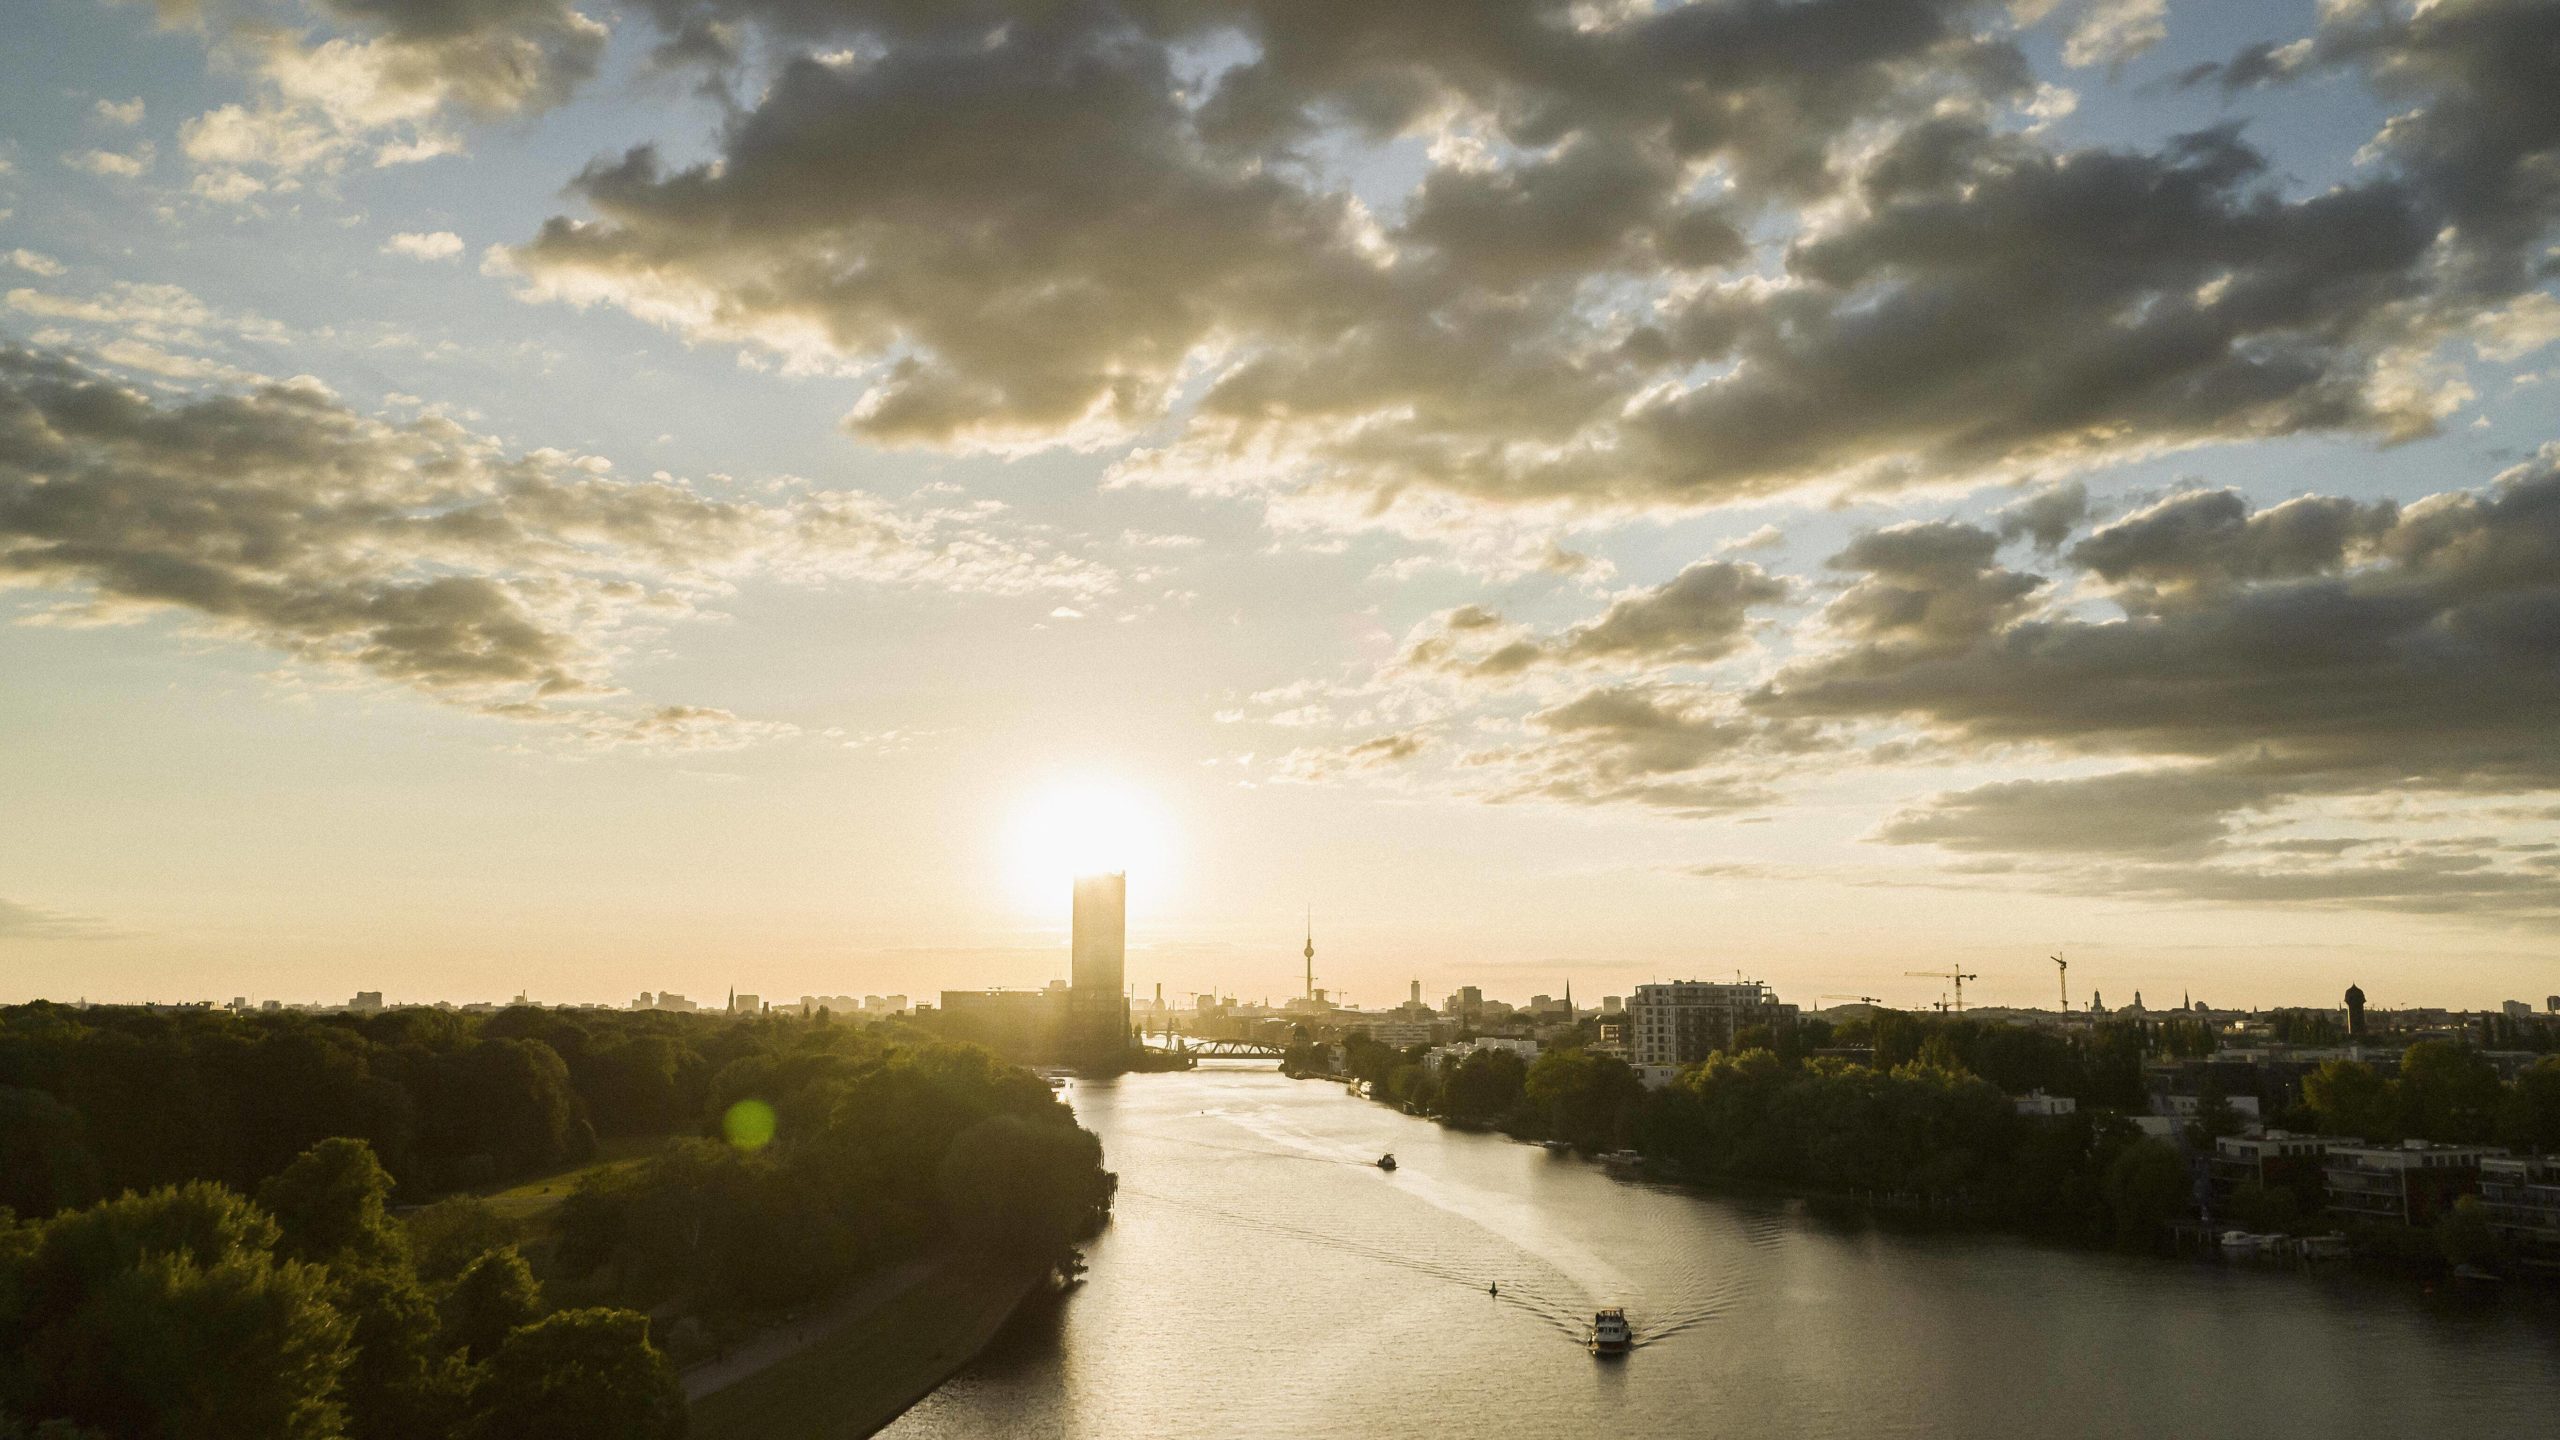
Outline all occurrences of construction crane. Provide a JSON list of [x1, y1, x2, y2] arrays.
[[2052, 952, 2069, 1012], [1907, 967, 1979, 1013], [1820, 994, 1885, 1008]]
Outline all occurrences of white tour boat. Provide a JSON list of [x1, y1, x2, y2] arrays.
[[1588, 1307, 1632, 1357]]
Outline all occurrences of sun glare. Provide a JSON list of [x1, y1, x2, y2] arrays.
[[1007, 778, 1171, 904]]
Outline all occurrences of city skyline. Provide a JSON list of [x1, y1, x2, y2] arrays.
[[5, 1, 2559, 1012]]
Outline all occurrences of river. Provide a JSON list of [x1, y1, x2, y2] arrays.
[[882, 1065, 2560, 1439]]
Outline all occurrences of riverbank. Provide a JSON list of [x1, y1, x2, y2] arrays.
[[687, 1254, 1056, 1440]]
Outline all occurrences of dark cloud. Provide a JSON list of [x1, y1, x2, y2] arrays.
[[1557, 561, 1791, 665], [508, 1, 2049, 491], [1406, 560, 1789, 679], [0, 340, 1107, 739], [1819, 521, 2047, 652], [1994, 479, 2092, 552], [494, 0, 2560, 529], [2068, 488, 2399, 610], [1479, 684, 1794, 814], [1763, 450, 2560, 907], [1875, 767, 2276, 858]]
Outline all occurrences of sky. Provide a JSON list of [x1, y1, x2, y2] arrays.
[[2, 0, 2556, 1013]]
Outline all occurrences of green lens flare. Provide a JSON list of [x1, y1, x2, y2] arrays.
[[723, 1098, 777, 1151]]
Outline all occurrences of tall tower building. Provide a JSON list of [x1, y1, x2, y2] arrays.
[[1303, 915, 1316, 1001], [1070, 872, 1128, 1053]]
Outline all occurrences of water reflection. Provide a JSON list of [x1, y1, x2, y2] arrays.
[[885, 1066, 2560, 1439]]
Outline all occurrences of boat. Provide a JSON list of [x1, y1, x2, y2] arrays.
[[1376, 1153, 1398, 1171], [1542, 1140, 1572, 1154], [1588, 1307, 1632, 1357], [1598, 1149, 1645, 1174]]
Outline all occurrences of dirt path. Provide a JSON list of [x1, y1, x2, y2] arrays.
[[681, 1258, 938, 1403]]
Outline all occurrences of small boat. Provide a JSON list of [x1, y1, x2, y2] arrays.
[[1588, 1307, 1632, 1357], [1376, 1153, 1398, 1171], [1542, 1140, 1571, 1154]]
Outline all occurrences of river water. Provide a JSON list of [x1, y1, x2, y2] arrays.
[[883, 1065, 2560, 1439]]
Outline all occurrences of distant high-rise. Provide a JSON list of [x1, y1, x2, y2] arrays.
[[1070, 871, 1128, 1052]]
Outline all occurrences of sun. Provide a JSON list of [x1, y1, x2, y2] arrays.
[[1006, 778, 1171, 904]]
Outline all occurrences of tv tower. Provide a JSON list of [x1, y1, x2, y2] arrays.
[[1303, 910, 1316, 1002]]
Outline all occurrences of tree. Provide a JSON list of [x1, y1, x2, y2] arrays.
[[0, 1184, 350, 1440], [2497, 1056, 2560, 1153], [2436, 1194, 2499, 1272], [936, 1114, 1114, 1257], [2396, 1041, 2502, 1143], [1442, 1048, 1528, 1124], [401, 1198, 517, 1286], [443, 1247, 545, 1365], [258, 1138, 404, 1268], [1523, 1048, 1644, 1150], [2227, 1180, 2300, 1234], [2301, 1060, 2394, 1140], [330, 1265, 468, 1440], [468, 1309, 684, 1440], [2099, 1140, 2187, 1249], [2184, 1081, 2246, 1149], [0, 1087, 100, 1217]]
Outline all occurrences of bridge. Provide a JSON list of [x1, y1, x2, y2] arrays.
[[1140, 1036, 1286, 1060]]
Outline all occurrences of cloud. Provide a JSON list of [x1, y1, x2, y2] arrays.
[[2066, 488, 2399, 610], [8, 278, 292, 351], [7, 251, 64, 279], [1993, 480, 2091, 552], [152, 0, 608, 191], [1817, 521, 2047, 652], [63, 144, 155, 177], [0, 898, 112, 941], [1273, 729, 1433, 783], [382, 229, 464, 261], [0, 340, 1112, 743], [1406, 559, 1790, 679], [1257, 442, 2560, 919], [1750, 448, 2560, 913], [503, 1, 2029, 478], [478, 0, 2557, 540], [93, 97, 147, 127], [2060, 0, 2168, 70], [1876, 766, 2273, 858]]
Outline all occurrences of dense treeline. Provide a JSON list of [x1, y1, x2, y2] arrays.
[[1, 1002, 839, 1217], [0, 1006, 1117, 1436], [0, 1137, 682, 1440], [555, 1041, 1114, 1319], [2299, 1042, 2560, 1150], [1306, 1016, 2560, 1254]]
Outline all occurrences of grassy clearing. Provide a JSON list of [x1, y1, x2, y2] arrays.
[[474, 1134, 664, 1221], [688, 1259, 1047, 1440]]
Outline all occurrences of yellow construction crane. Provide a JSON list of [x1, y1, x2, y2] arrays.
[[2052, 952, 2069, 1012], [1907, 968, 1980, 1013]]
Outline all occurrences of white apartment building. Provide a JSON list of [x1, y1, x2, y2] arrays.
[[1626, 980, 1798, 1068]]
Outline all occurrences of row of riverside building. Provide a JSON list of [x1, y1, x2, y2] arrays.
[[2210, 1132, 2560, 1261]]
